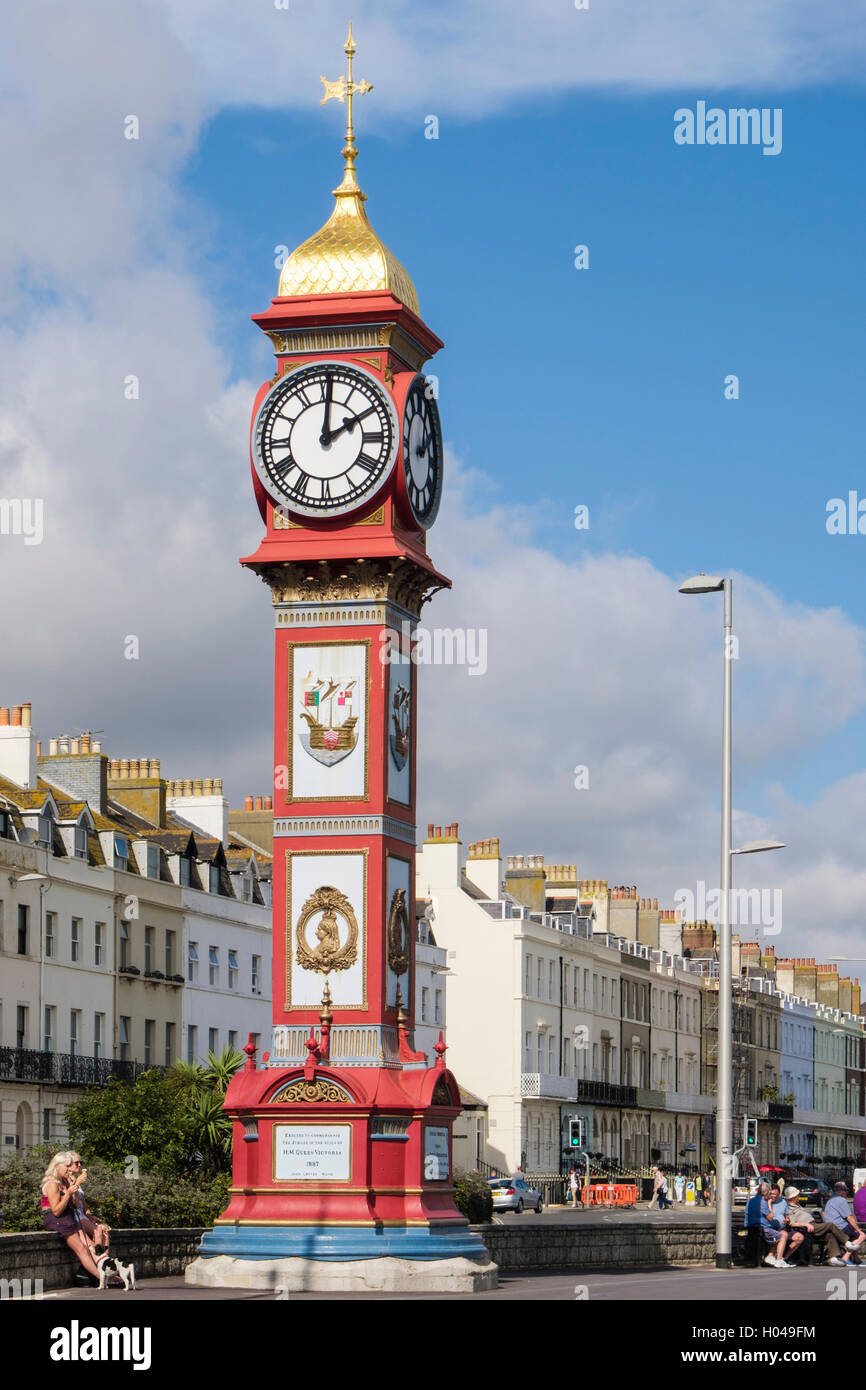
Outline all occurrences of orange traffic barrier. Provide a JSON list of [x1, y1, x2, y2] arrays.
[[584, 1183, 638, 1208]]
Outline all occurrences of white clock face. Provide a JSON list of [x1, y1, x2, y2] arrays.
[[253, 361, 398, 517], [402, 376, 443, 528]]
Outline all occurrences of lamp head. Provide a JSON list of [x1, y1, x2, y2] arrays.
[[678, 574, 725, 594]]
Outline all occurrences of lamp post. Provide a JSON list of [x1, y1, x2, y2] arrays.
[[679, 573, 785, 1267]]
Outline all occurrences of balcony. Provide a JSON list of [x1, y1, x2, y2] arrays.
[[576, 1079, 637, 1107], [767, 1102, 794, 1123], [635, 1087, 666, 1109], [663, 1090, 715, 1115], [520, 1073, 577, 1100], [0, 1048, 159, 1087]]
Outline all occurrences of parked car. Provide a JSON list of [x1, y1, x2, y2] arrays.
[[732, 1177, 758, 1204], [785, 1176, 831, 1207], [488, 1176, 543, 1214]]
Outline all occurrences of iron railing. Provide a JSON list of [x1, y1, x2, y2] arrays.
[[0, 1048, 161, 1086]]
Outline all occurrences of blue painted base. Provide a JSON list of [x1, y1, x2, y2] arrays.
[[197, 1224, 490, 1262]]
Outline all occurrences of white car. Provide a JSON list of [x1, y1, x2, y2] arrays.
[[488, 1176, 543, 1214]]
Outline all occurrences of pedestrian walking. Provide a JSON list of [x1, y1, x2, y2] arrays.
[[652, 1166, 672, 1210], [674, 1170, 685, 1203], [568, 1167, 580, 1208]]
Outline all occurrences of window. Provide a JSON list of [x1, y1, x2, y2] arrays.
[[94, 1013, 104, 1060], [592, 974, 598, 1009], [537, 959, 543, 997], [179, 856, 192, 887], [114, 835, 129, 870], [228, 950, 239, 990], [37, 814, 52, 849], [43, 1006, 55, 1053], [17, 904, 28, 955], [16, 1004, 28, 1049], [187, 1025, 197, 1065], [165, 931, 175, 978], [592, 1042, 598, 1080], [71, 918, 81, 963], [144, 1019, 154, 1065], [188, 941, 199, 983], [601, 977, 607, 1012], [208, 1027, 218, 1055], [119, 1017, 130, 1063], [209, 864, 221, 895], [434, 989, 442, 1024], [144, 927, 154, 973], [119, 922, 129, 969], [94, 922, 104, 966], [573, 973, 578, 1007], [74, 825, 88, 860], [536, 1032, 544, 1073], [164, 1022, 175, 1067], [209, 946, 219, 986], [421, 987, 429, 1021], [45, 912, 56, 960], [0, 809, 9, 838], [548, 960, 555, 1001], [146, 844, 160, 879], [548, 1034, 556, 1074], [69, 1010, 80, 1058], [42, 1108, 55, 1142], [251, 956, 261, 994], [582, 969, 588, 1006], [228, 1030, 237, 1050], [525, 954, 533, 996]]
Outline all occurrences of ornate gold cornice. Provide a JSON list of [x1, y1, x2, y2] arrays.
[[256, 556, 448, 616]]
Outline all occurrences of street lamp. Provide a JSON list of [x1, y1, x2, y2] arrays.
[[679, 572, 785, 1268]]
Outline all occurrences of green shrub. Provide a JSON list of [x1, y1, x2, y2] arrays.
[[0, 1146, 231, 1233], [453, 1168, 493, 1223]]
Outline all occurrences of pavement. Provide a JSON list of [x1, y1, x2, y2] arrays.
[[40, 1264, 851, 1301]]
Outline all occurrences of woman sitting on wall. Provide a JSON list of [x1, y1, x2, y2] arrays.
[[40, 1151, 101, 1281]]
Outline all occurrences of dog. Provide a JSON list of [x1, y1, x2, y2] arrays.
[[94, 1252, 136, 1291]]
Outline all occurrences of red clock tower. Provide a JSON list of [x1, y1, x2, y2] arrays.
[[186, 28, 495, 1293]]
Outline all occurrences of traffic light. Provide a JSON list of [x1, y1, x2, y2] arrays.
[[569, 1118, 585, 1148], [744, 1118, 758, 1147]]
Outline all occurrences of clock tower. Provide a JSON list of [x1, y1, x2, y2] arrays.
[[186, 28, 495, 1293]]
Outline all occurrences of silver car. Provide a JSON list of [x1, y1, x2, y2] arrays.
[[488, 1176, 543, 1214]]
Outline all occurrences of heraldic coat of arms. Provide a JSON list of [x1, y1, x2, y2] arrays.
[[299, 674, 358, 766]]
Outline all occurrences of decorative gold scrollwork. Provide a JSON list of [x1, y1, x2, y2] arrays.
[[295, 885, 359, 974], [271, 1078, 352, 1104]]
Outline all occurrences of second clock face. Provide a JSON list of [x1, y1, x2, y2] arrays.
[[402, 376, 443, 528], [253, 361, 398, 518]]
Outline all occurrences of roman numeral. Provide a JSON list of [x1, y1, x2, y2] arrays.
[[363, 432, 383, 446], [293, 470, 311, 495], [321, 479, 332, 501], [355, 453, 378, 473]]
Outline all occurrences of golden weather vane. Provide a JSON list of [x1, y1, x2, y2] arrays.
[[320, 23, 373, 191]]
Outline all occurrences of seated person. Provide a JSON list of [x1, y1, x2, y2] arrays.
[[40, 1152, 101, 1281], [746, 1181, 793, 1268], [823, 1181, 865, 1266], [781, 1186, 836, 1266]]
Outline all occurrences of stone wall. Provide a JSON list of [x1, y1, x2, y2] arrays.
[[0, 1229, 204, 1290], [470, 1219, 718, 1269]]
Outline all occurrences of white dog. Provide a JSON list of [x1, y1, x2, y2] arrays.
[[95, 1253, 136, 1291]]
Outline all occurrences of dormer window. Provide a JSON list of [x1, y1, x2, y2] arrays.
[[209, 864, 221, 895], [113, 835, 129, 870], [179, 855, 192, 886], [74, 826, 88, 860], [0, 810, 10, 839], [37, 814, 53, 849], [146, 845, 160, 879]]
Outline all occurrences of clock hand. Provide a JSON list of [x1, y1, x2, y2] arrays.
[[415, 430, 432, 456], [327, 405, 378, 444], [319, 373, 334, 446]]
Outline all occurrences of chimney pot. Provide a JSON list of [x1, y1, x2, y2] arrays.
[[204, 778, 214, 795], [264, 796, 273, 811], [81, 734, 91, 753], [11, 706, 22, 726], [49, 737, 58, 755], [244, 796, 254, 811], [194, 778, 203, 796], [21, 703, 31, 728], [255, 796, 263, 811], [214, 778, 222, 795], [427, 823, 434, 837], [70, 738, 80, 756], [453, 821, 459, 838]]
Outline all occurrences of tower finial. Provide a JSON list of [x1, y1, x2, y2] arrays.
[[320, 22, 373, 197]]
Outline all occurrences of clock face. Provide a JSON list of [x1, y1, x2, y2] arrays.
[[402, 376, 443, 528], [253, 361, 398, 518]]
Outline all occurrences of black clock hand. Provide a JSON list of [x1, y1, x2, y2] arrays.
[[415, 429, 432, 456], [327, 405, 378, 444], [319, 373, 334, 446]]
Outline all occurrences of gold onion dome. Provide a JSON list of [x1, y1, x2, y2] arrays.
[[278, 26, 419, 314]]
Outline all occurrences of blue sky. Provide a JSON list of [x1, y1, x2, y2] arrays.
[[186, 86, 866, 810]]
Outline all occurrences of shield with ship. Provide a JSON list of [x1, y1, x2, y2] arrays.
[[389, 683, 410, 771], [299, 675, 358, 767]]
